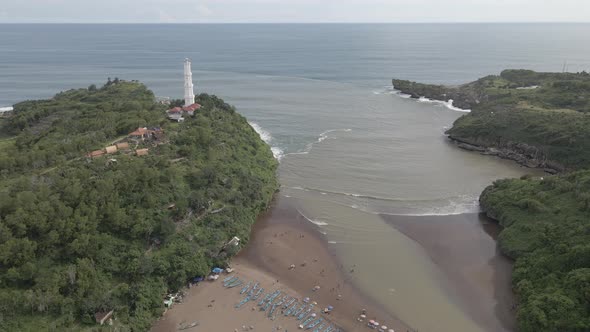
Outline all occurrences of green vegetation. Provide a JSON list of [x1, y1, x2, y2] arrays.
[[481, 173, 590, 332], [395, 70, 590, 170], [0, 81, 278, 331], [394, 69, 590, 331]]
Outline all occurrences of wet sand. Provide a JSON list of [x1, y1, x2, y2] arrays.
[[151, 195, 411, 332], [237, 196, 412, 332], [151, 260, 307, 332], [381, 213, 516, 332]]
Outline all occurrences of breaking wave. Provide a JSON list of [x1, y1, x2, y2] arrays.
[[284, 128, 352, 158], [285, 185, 481, 216], [286, 186, 404, 203], [317, 128, 352, 143], [417, 96, 471, 113], [297, 209, 329, 226], [249, 121, 285, 161], [373, 85, 412, 98], [383, 85, 471, 112]]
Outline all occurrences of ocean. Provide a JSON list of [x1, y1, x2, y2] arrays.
[[2, 23, 590, 332]]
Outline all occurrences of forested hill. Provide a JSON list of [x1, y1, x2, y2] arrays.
[[393, 70, 590, 172], [480, 173, 590, 332], [0, 81, 278, 331]]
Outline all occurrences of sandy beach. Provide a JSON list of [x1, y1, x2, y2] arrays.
[[151, 196, 411, 332]]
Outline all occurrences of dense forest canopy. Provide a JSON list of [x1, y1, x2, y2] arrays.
[[481, 173, 590, 332], [0, 81, 278, 331]]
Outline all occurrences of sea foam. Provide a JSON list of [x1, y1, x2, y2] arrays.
[[389, 86, 471, 112], [249, 121, 285, 161], [417, 96, 471, 113], [285, 128, 352, 158], [297, 209, 329, 226]]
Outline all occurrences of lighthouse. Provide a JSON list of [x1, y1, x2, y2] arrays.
[[184, 58, 195, 107]]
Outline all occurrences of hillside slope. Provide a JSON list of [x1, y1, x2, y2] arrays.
[[480, 173, 590, 332], [0, 81, 278, 331]]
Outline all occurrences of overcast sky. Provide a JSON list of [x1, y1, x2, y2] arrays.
[[1, 0, 589, 23]]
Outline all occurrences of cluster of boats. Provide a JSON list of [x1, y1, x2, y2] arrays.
[[223, 275, 243, 288], [223, 276, 338, 332]]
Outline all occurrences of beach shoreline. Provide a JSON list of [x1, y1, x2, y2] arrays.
[[151, 195, 412, 332]]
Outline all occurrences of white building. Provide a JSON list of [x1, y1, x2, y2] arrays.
[[184, 58, 195, 107]]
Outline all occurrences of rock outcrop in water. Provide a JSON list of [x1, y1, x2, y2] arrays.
[[450, 137, 564, 174], [392, 78, 488, 110]]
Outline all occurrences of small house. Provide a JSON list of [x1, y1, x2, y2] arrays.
[[182, 103, 202, 116], [149, 127, 164, 140], [226, 236, 240, 247], [105, 145, 117, 154], [166, 103, 200, 121], [166, 107, 182, 120], [94, 310, 114, 325], [116, 142, 129, 150], [87, 150, 105, 158], [129, 127, 149, 141], [136, 148, 149, 156]]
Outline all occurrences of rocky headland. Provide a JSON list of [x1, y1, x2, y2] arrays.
[[393, 69, 590, 173]]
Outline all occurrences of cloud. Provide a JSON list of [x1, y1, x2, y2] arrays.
[[196, 4, 213, 17], [0, 0, 589, 23], [157, 9, 176, 23]]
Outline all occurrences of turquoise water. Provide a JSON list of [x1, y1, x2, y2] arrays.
[[2, 23, 590, 331]]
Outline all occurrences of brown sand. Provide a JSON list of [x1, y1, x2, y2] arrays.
[[151, 260, 309, 332], [382, 213, 516, 332], [151, 195, 411, 332]]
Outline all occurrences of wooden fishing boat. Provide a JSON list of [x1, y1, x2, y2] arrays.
[[313, 322, 326, 332], [292, 304, 306, 317], [283, 297, 296, 309], [240, 282, 251, 294], [252, 287, 264, 300], [223, 276, 238, 286], [306, 318, 323, 330], [235, 295, 251, 308], [227, 279, 243, 288], [284, 302, 299, 316], [298, 305, 314, 320]]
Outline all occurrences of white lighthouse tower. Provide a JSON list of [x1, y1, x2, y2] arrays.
[[183, 58, 195, 107]]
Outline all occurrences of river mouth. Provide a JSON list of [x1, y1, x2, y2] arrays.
[[381, 213, 517, 332], [252, 78, 540, 331]]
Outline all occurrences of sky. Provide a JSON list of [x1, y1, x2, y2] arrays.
[[0, 0, 589, 23]]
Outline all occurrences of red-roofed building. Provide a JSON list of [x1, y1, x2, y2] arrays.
[[129, 127, 149, 141], [182, 103, 201, 116], [86, 150, 105, 158], [166, 103, 201, 121]]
